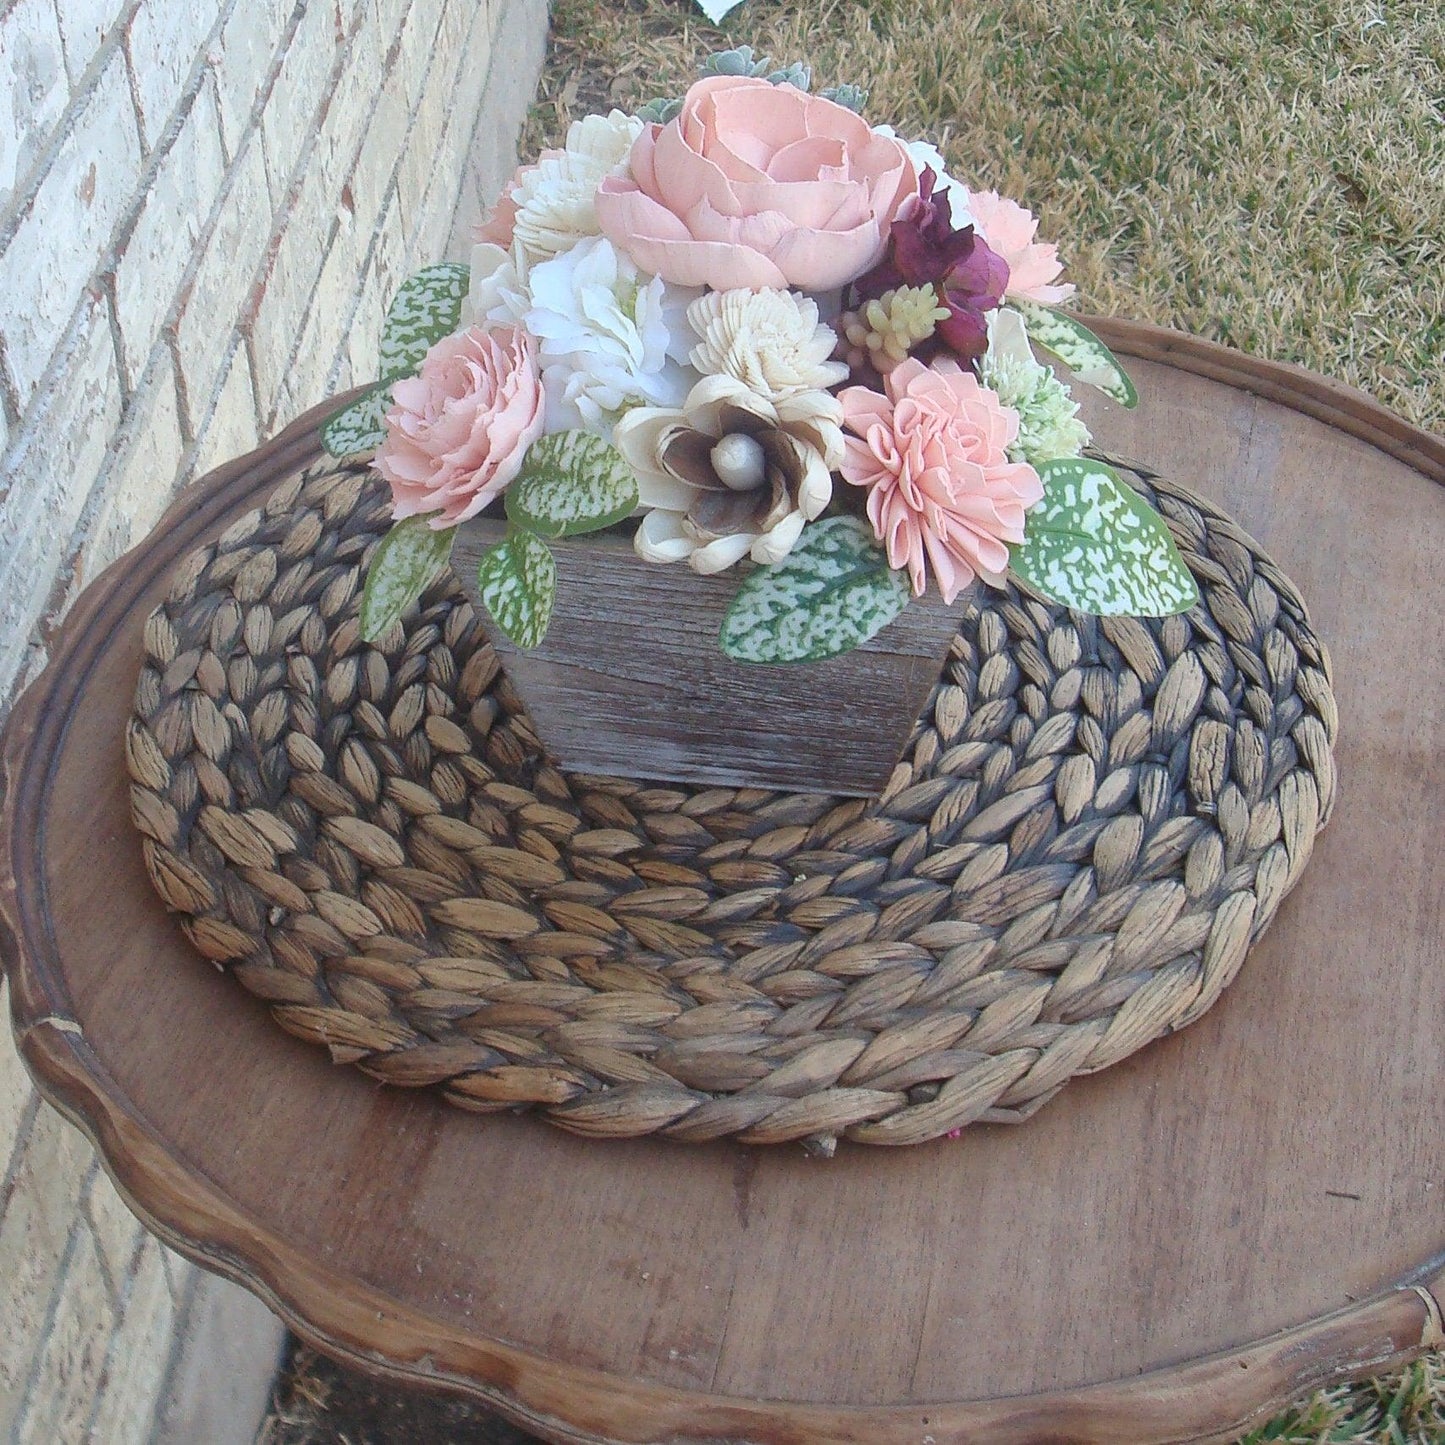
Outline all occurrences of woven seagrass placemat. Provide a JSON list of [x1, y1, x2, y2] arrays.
[[126, 452, 1337, 1149]]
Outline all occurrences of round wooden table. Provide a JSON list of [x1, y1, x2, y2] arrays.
[[3, 321, 1442, 1445]]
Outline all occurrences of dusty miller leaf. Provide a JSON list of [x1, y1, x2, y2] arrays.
[[636, 96, 683, 123], [321, 383, 391, 457], [378, 263, 470, 382], [1010, 457, 1198, 616], [476, 531, 556, 650], [700, 45, 772, 77], [360, 516, 454, 641], [1011, 301, 1138, 408], [720, 517, 910, 664], [504, 431, 639, 538], [819, 83, 869, 112]]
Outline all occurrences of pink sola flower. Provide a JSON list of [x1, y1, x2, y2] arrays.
[[839, 357, 1043, 605], [374, 326, 545, 528], [966, 190, 1075, 306]]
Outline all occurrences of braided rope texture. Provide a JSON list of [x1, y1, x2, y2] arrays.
[[127, 455, 1338, 1149]]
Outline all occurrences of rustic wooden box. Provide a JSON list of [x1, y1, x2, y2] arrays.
[[452, 520, 966, 796]]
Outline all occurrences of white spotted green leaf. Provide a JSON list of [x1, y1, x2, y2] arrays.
[[1011, 301, 1138, 408], [720, 516, 910, 664], [475, 531, 556, 650], [378, 263, 470, 381], [504, 431, 639, 538], [321, 383, 391, 457], [360, 515, 454, 641], [1010, 458, 1198, 616]]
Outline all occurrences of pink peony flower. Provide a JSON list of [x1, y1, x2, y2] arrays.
[[966, 191, 1075, 306], [595, 76, 919, 291], [839, 358, 1043, 603], [374, 326, 545, 528]]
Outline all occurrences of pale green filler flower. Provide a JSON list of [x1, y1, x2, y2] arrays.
[[839, 285, 950, 371], [981, 309, 1092, 464]]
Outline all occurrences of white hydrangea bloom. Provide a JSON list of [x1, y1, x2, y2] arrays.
[[523, 236, 699, 436], [687, 288, 849, 404], [466, 241, 530, 330], [512, 110, 644, 263], [982, 308, 1091, 464]]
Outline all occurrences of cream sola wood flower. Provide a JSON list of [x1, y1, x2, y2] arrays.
[[687, 288, 849, 401], [618, 289, 847, 573], [465, 109, 645, 333], [493, 110, 645, 263]]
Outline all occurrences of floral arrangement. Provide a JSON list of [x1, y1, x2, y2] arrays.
[[324, 49, 1197, 663]]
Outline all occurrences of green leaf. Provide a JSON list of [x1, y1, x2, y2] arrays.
[[1011, 301, 1138, 407], [504, 431, 639, 538], [359, 516, 454, 641], [378, 263, 471, 382], [699, 45, 769, 76], [321, 383, 391, 457], [475, 531, 556, 649], [819, 82, 869, 112], [720, 517, 910, 664], [636, 96, 683, 124], [1010, 457, 1198, 616]]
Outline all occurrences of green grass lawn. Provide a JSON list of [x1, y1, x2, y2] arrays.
[[525, 0, 1444, 434], [519, 2, 1444, 1438]]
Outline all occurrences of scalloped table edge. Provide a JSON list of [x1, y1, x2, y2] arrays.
[[2, 322, 1443, 1445]]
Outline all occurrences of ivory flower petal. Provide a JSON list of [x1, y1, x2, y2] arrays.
[[635, 507, 696, 563], [618, 374, 836, 575]]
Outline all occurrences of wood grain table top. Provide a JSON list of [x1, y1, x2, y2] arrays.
[[2, 319, 1442, 1445]]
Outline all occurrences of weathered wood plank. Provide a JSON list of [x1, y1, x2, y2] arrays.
[[452, 521, 967, 795]]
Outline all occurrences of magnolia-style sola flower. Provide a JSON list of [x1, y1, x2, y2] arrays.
[[687, 288, 849, 402], [839, 357, 1043, 603], [522, 235, 695, 436], [618, 373, 842, 574]]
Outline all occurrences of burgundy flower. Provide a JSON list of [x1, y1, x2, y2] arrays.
[[853, 168, 1009, 364]]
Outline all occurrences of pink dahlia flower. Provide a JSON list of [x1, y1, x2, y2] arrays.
[[595, 75, 918, 291], [966, 191, 1075, 306], [839, 358, 1043, 603], [374, 326, 545, 528]]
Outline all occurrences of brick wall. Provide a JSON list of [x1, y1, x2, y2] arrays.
[[0, 0, 547, 1437]]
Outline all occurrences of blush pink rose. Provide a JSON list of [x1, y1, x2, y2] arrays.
[[966, 191, 1075, 305], [839, 358, 1043, 604], [374, 326, 545, 528], [595, 76, 918, 291]]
